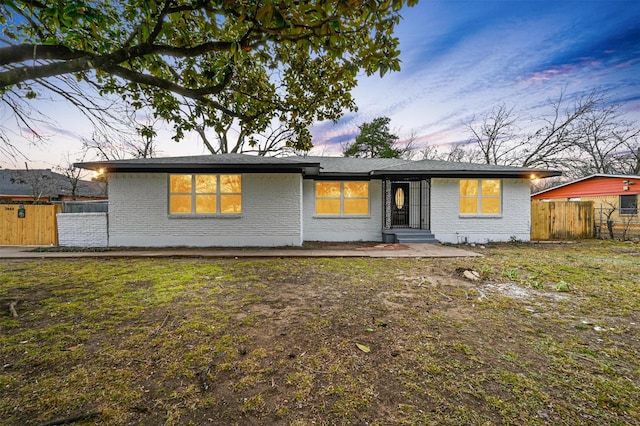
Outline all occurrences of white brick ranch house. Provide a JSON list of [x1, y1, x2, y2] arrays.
[[70, 154, 560, 247]]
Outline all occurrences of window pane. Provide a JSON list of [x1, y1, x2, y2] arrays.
[[316, 182, 341, 198], [195, 175, 217, 193], [170, 175, 192, 193], [460, 198, 478, 214], [344, 182, 369, 198], [220, 175, 241, 193], [344, 199, 369, 215], [195, 195, 217, 213], [482, 180, 501, 196], [316, 199, 340, 215], [170, 194, 192, 213], [395, 188, 405, 209], [620, 195, 637, 209], [481, 198, 501, 214], [460, 179, 478, 196], [620, 195, 638, 215], [220, 195, 242, 213]]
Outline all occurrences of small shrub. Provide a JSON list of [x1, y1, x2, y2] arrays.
[[527, 280, 544, 289], [501, 267, 520, 281], [479, 264, 493, 279]]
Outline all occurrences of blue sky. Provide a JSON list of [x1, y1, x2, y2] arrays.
[[310, 0, 640, 155], [2, 0, 640, 168]]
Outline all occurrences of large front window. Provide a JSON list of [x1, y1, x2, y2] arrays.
[[315, 181, 369, 216], [459, 179, 501, 215], [169, 174, 241, 215]]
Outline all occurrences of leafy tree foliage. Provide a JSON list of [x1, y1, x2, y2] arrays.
[[343, 116, 404, 158], [0, 0, 416, 154]]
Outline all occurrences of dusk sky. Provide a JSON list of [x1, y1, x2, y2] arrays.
[[2, 0, 640, 169]]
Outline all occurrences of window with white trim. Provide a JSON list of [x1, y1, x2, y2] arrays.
[[169, 174, 241, 215], [459, 179, 501, 215], [315, 181, 369, 216]]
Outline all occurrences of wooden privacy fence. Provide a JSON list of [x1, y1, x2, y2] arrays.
[[531, 201, 594, 240], [0, 204, 62, 245]]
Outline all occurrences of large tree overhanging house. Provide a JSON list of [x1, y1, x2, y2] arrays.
[[74, 154, 560, 247]]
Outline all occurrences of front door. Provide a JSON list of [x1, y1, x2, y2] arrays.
[[391, 182, 410, 227]]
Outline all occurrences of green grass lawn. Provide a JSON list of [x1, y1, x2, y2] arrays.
[[1, 240, 639, 425]]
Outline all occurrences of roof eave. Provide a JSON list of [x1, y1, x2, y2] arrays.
[[75, 162, 320, 175], [304, 172, 373, 179], [302, 170, 563, 180], [371, 170, 562, 179]]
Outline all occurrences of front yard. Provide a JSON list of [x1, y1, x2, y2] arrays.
[[1, 240, 639, 425]]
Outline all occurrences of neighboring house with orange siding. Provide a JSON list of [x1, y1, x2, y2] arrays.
[[532, 174, 640, 238]]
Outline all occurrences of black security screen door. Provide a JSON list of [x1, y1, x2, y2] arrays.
[[391, 182, 410, 227], [383, 179, 430, 230]]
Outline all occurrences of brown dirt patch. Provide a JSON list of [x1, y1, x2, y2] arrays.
[[1, 244, 639, 425]]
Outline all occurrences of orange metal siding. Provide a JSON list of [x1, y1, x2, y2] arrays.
[[532, 177, 640, 200]]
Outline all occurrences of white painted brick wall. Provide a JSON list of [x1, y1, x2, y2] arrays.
[[108, 173, 303, 247], [57, 213, 108, 247], [430, 178, 531, 243], [302, 180, 383, 242]]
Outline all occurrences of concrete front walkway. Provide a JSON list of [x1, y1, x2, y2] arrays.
[[0, 243, 482, 259]]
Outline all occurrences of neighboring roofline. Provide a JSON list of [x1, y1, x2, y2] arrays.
[[0, 168, 105, 198], [0, 194, 47, 199], [531, 173, 640, 197]]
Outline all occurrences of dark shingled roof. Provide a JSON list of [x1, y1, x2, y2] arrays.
[[0, 169, 106, 199], [290, 156, 560, 179], [76, 154, 561, 179], [289, 156, 406, 176]]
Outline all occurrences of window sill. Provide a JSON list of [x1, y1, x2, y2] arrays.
[[168, 214, 242, 219], [313, 215, 371, 219], [458, 214, 503, 219]]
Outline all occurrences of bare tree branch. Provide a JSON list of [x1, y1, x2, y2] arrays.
[[465, 103, 520, 165]]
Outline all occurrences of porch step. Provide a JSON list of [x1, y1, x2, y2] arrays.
[[383, 229, 440, 244]]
